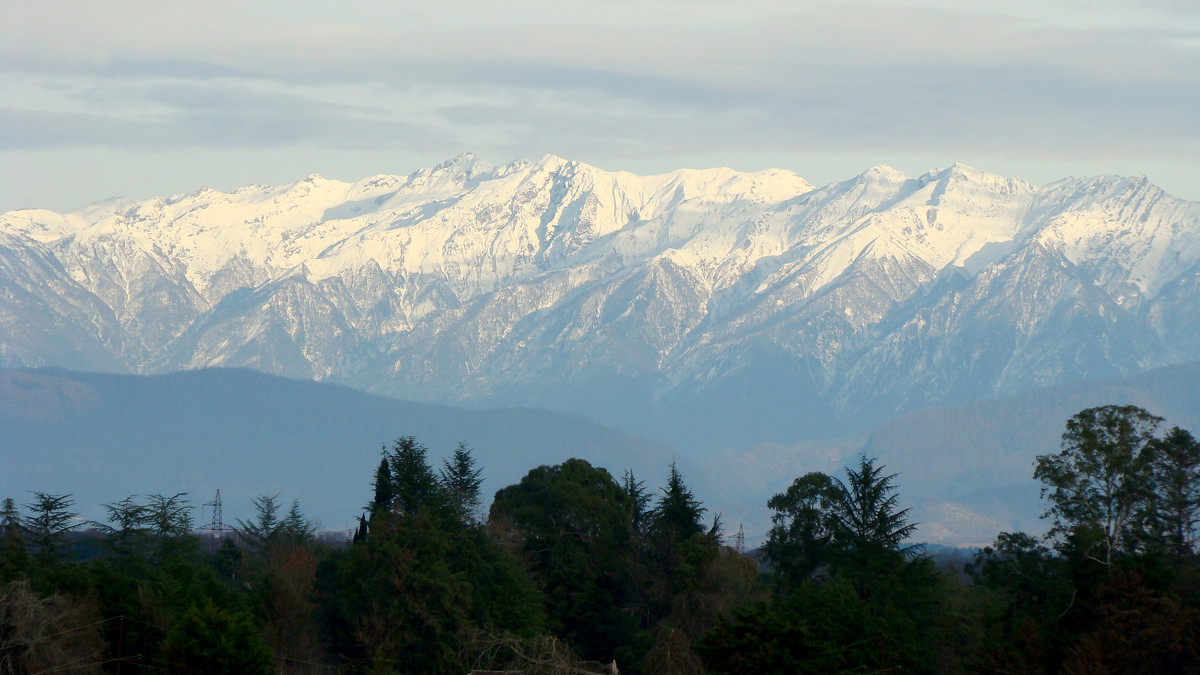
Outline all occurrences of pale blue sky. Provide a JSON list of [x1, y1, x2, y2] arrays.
[[2, 0, 1198, 211]]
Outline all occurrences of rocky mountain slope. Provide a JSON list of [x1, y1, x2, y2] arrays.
[[3, 155, 1198, 451]]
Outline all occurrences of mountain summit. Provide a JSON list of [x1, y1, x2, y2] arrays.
[[3, 156, 1198, 451]]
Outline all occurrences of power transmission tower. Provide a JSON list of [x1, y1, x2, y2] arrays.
[[735, 523, 745, 554], [199, 489, 235, 543]]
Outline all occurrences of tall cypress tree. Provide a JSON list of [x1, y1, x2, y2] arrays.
[[369, 454, 396, 518]]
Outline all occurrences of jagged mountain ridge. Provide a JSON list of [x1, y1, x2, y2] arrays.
[[3, 154, 1198, 450]]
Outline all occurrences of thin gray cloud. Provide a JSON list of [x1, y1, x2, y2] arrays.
[[2, 0, 1198, 210], [2, 79, 454, 152]]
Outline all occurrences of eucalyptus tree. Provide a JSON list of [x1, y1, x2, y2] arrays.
[[1034, 405, 1162, 564]]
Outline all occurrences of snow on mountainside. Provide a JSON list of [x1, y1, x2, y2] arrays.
[[2, 154, 1199, 452]]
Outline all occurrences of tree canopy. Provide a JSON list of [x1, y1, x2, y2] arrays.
[[1035, 405, 1163, 564], [6, 413, 1200, 675]]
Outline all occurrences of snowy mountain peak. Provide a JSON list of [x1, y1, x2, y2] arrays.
[[1, 154, 1198, 449], [401, 152, 495, 193], [859, 164, 909, 184], [0, 209, 83, 243]]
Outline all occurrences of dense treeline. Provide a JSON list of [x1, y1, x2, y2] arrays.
[[2, 404, 1199, 673]]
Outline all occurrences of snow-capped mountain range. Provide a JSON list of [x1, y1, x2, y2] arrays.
[[3, 154, 1199, 451]]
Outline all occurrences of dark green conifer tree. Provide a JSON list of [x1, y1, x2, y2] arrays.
[[388, 436, 447, 517], [652, 462, 705, 542], [321, 438, 546, 674], [621, 469, 652, 535], [441, 442, 484, 522], [144, 492, 194, 562], [90, 495, 152, 571], [352, 514, 368, 543], [719, 458, 939, 674], [162, 599, 274, 674], [22, 493, 79, 564], [237, 494, 282, 554], [0, 497, 28, 580], [369, 454, 395, 518], [278, 499, 315, 544], [649, 462, 709, 583], [830, 456, 918, 556]]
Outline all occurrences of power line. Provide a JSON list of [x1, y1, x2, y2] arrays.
[[198, 489, 235, 543]]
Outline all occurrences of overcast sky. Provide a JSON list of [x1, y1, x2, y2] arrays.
[[2, 0, 1198, 212]]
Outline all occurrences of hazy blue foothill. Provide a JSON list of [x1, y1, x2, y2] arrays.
[[0, 367, 687, 534], [3, 362, 1197, 546]]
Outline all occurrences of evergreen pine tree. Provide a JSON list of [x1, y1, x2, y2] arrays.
[[237, 494, 282, 554], [144, 492, 194, 561], [652, 462, 706, 543], [388, 436, 446, 517], [0, 497, 27, 579], [441, 442, 484, 522], [22, 492, 79, 564], [1, 498, 22, 539], [279, 499, 315, 544], [830, 456, 918, 554], [622, 469, 652, 535], [95, 495, 151, 564]]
